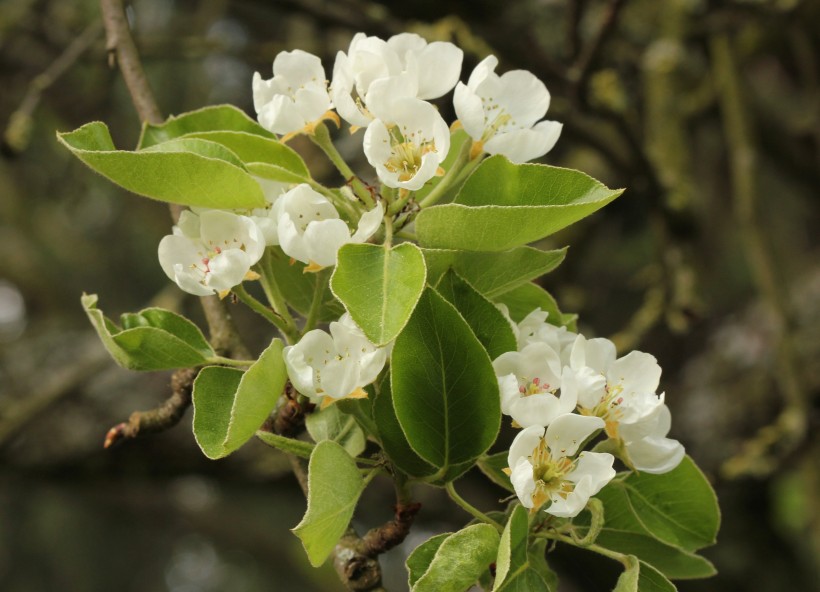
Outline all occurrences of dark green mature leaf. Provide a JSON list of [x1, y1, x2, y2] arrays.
[[82, 294, 214, 371], [331, 243, 427, 346], [255, 431, 315, 459], [436, 270, 517, 359], [372, 379, 437, 479], [495, 282, 577, 330], [192, 340, 288, 459], [477, 452, 515, 493], [422, 247, 566, 298], [138, 104, 275, 148], [416, 155, 623, 251], [411, 524, 501, 592], [58, 122, 266, 209], [293, 441, 366, 567], [391, 289, 501, 479], [305, 404, 366, 457]]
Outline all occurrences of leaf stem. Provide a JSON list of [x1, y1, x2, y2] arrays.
[[303, 270, 329, 334], [310, 123, 375, 208], [445, 481, 503, 532], [534, 530, 631, 568], [232, 283, 298, 343], [258, 250, 299, 343], [207, 356, 255, 368], [383, 215, 394, 248]]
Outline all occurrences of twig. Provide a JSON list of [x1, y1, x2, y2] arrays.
[[103, 367, 197, 448], [3, 19, 103, 155]]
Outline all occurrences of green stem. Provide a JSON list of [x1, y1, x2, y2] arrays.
[[257, 250, 299, 343], [417, 141, 474, 208], [386, 188, 414, 216], [445, 481, 503, 532], [534, 531, 630, 568], [303, 270, 329, 334], [310, 123, 375, 208], [383, 215, 394, 248], [233, 283, 297, 343]]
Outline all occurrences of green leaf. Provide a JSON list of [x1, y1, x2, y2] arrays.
[[527, 540, 559, 591], [611, 456, 720, 552], [178, 131, 310, 180], [58, 121, 266, 209], [492, 505, 552, 591], [435, 270, 517, 359], [82, 294, 214, 371], [293, 441, 366, 567], [330, 243, 427, 346], [391, 288, 501, 478], [192, 339, 288, 459], [138, 104, 275, 148], [264, 248, 343, 323], [305, 404, 366, 458], [416, 155, 623, 251], [495, 282, 576, 329], [614, 556, 677, 592], [255, 431, 315, 459], [422, 247, 567, 298], [335, 396, 379, 439], [411, 524, 501, 592], [407, 533, 450, 587], [477, 452, 514, 493], [372, 379, 437, 479]]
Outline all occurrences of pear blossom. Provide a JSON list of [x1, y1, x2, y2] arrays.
[[253, 49, 334, 136], [283, 313, 389, 403], [331, 32, 463, 127], [568, 334, 685, 474], [454, 55, 562, 163], [158, 210, 265, 296], [500, 306, 577, 360], [363, 97, 450, 190], [275, 183, 383, 269], [507, 414, 615, 516], [492, 343, 575, 428]]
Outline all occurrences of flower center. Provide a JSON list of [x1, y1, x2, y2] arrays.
[[518, 376, 551, 397], [529, 439, 576, 509], [581, 382, 624, 438], [384, 125, 436, 181]]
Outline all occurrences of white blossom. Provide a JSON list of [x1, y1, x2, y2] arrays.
[[158, 210, 265, 296], [283, 313, 389, 403], [253, 49, 334, 136], [502, 306, 577, 360], [454, 55, 562, 163], [507, 415, 615, 517], [568, 334, 685, 474], [363, 97, 450, 190], [492, 343, 575, 428], [331, 32, 463, 127], [275, 184, 383, 269]]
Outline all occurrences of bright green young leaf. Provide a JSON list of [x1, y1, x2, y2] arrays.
[[138, 104, 275, 148], [58, 121, 266, 209], [82, 293, 214, 371], [477, 452, 515, 493], [391, 288, 501, 476], [255, 430, 315, 459], [416, 155, 623, 251], [422, 246, 566, 298], [411, 524, 500, 592], [180, 131, 310, 178], [330, 243, 427, 346], [293, 441, 366, 567], [614, 556, 677, 592], [305, 404, 366, 458], [192, 339, 287, 459], [263, 248, 343, 323], [495, 282, 577, 330], [372, 379, 437, 479], [140, 137, 245, 168], [435, 270, 517, 359], [407, 533, 450, 587], [493, 505, 550, 592]]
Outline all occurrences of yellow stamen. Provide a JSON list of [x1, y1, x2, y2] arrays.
[[303, 260, 325, 273]]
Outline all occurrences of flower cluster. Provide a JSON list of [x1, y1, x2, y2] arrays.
[[253, 32, 562, 191], [497, 308, 685, 517]]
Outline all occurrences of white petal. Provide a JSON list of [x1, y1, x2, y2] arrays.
[[509, 457, 536, 509], [284, 330, 335, 399], [351, 202, 384, 242], [362, 119, 392, 171], [303, 218, 352, 267], [508, 424, 546, 470], [294, 87, 333, 124], [320, 357, 361, 399], [495, 69, 550, 128], [506, 393, 572, 429], [545, 413, 604, 459], [415, 41, 463, 99], [453, 82, 486, 140], [206, 250, 252, 291], [273, 49, 325, 89], [608, 351, 662, 396], [467, 55, 498, 89], [366, 74, 419, 121], [626, 434, 685, 474], [484, 123, 562, 164], [565, 452, 616, 494], [258, 95, 306, 135], [278, 212, 310, 263], [176, 210, 201, 239]]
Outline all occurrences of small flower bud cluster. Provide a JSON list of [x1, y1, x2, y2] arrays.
[[496, 308, 685, 517]]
